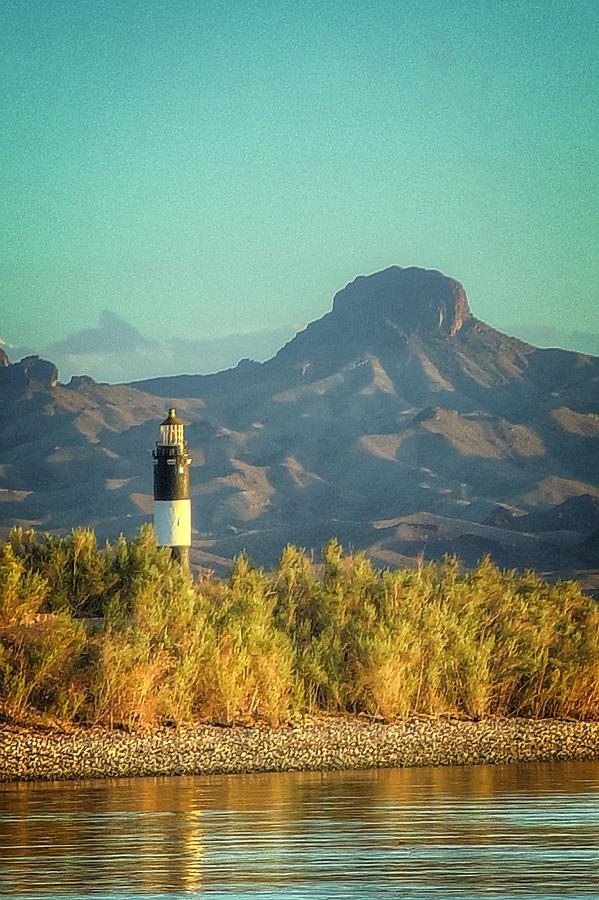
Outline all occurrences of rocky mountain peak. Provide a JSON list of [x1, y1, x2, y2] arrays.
[[0, 355, 59, 391], [331, 266, 471, 336]]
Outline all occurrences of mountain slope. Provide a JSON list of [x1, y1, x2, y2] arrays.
[[135, 266, 599, 537]]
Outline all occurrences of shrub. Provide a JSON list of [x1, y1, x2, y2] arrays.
[[1, 529, 598, 726]]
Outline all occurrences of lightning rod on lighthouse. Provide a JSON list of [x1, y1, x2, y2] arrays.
[[153, 408, 192, 569]]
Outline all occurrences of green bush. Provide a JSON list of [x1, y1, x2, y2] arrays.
[[0, 527, 598, 727], [9, 527, 114, 616], [0, 543, 48, 625]]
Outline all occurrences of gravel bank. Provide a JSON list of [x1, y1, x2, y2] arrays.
[[1, 718, 598, 783]]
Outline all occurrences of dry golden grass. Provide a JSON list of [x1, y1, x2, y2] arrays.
[[1, 527, 598, 728]]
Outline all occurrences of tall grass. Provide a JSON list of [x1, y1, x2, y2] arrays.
[[0, 526, 598, 727]]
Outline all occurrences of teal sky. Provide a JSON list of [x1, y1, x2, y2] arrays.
[[2, 0, 598, 350]]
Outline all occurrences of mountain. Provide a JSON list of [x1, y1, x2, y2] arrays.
[[2, 265, 599, 586], [4, 311, 297, 383]]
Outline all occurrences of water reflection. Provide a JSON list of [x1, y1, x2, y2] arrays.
[[1, 761, 598, 898]]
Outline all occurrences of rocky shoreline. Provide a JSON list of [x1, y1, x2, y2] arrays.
[[1, 717, 599, 783]]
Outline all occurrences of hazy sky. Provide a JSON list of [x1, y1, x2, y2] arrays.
[[2, 0, 598, 351]]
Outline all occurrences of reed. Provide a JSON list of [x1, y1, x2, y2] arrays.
[[0, 527, 597, 727]]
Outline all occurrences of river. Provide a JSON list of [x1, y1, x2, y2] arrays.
[[1, 761, 598, 898]]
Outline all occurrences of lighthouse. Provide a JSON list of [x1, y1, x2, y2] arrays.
[[153, 408, 192, 569]]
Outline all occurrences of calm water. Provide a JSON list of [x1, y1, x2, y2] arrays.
[[1, 761, 598, 899]]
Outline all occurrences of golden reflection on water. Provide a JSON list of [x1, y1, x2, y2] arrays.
[[1, 761, 598, 897]]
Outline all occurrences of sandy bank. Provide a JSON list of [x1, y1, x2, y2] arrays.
[[1, 718, 598, 783]]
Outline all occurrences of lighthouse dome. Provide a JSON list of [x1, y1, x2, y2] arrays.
[[160, 408, 184, 426]]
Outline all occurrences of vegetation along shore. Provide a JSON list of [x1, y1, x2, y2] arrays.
[[1, 525, 598, 781]]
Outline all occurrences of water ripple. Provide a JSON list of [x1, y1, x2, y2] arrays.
[[1, 760, 598, 899]]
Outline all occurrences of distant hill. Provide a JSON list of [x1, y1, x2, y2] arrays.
[[3, 310, 296, 383], [2, 265, 599, 586]]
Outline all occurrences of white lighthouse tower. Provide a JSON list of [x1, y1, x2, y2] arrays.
[[152, 408, 192, 569]]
